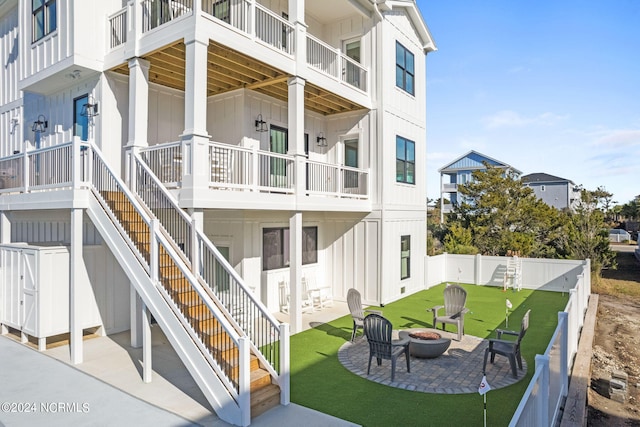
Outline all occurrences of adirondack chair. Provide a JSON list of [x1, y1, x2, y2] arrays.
[[428, 284, 469, 341], [363, 313, 410, 382], [346, 288, 382, 342], [483, 309, 531, 378]]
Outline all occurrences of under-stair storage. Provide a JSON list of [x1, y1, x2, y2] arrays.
[[0, 243, 105, 349]]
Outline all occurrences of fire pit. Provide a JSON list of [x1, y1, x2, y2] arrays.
[[399, 328, 452, 358]]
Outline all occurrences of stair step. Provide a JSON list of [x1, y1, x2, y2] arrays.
[[251, 384, 281, 418], [250, 368, 273, 392]]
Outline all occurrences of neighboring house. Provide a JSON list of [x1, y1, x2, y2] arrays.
[[0, 1, 435, 425], [522, 173, 581, 211], [438, 150, 521, 221]]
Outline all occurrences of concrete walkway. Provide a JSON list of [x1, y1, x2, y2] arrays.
[[0, 301, 358, 427]]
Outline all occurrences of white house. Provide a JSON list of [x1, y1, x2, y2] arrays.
[[0, 1, 435, 425]]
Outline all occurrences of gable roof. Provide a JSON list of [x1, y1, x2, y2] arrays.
[[521, 173, 575, 185], [438, 150, 522, 174], [376, 0, 437, 53]]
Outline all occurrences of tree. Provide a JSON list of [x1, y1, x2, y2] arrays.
[[621, 199, 640, 221], [450, 165, 568, 257], [566, 189, 616, 274]]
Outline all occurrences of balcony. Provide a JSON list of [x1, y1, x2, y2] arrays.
[[140, 141, 369, 202], [107, 0, 368, 99], [441, 183, 457, 192]]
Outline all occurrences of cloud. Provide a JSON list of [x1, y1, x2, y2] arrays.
[[481, 110, 568, 129], [591, 129, 640, 147], [507, 66, 528, 74]]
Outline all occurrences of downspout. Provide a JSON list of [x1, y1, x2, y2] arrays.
[[372, 1, 385, 305]]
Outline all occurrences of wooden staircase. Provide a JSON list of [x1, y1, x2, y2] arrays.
[[100, 190, 280, 419]]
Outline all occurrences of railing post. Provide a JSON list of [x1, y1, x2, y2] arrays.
[[279, 323, 290, 405], [238, 336, 251, 427], [191, 213, 200, 276], [22, 146, 29, 193], [249, 0, 256, 38], [72, 136, 82, 189], [558, 311, 569, 395], [150, 219, 159, 282], [535, 354, 550, 426], [251, 143, 259, 191]]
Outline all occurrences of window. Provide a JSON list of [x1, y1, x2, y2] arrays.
[[32, 0, 57, 42], [395, 42, 415, 95], [401, 236, 411, 279], [396, 136, 415, 184], [263, 226, 318, 270]]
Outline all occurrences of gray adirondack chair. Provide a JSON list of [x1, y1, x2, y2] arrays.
[[346, 288, 382, 342], [483, 309, 531, 378], [363, 313, 410, 382], [428, 284, 469, 341]]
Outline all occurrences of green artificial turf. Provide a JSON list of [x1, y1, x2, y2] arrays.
[[289, 283, 569, 427]]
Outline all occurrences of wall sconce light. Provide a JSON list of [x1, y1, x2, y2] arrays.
[[254, 114, 268, 132], [32, 115, 48, 133], [316, 132, 327, 146], [81, 95, 99, 118]]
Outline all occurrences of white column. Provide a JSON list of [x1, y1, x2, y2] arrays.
[[289, 0, 307, 72], [127, 58, 150, 149], [289, 212, 303, 333], [70, 208, 83, 364], [142, 303, 152, 383], [126, 58, 150, 186], [181, 37, 210, 203], [0, 211, 10, 243], [288, 77, 306, 202], [0, 212, 8, 334], [130, 286, 143, 348]]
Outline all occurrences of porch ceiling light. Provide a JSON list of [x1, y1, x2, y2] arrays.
[[316, 132, 327, 146], [255, 114, 268, 132], [81, 95, 99, 118], [32, 115, 48, 133]]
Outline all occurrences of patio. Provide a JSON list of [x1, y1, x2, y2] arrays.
[[338, 330, 526, 394]]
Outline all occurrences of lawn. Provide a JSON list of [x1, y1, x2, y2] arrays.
[[289, 283, 569, 427]]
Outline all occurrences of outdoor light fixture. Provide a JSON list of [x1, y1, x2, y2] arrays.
[[316, 132, 327, 146], [81, 95, 99, 118], [32, 115, 48, 133], [254, 114, 268, 132]]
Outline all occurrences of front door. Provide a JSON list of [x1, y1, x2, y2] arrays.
[[344, 39, 361, 88], [344, 138, 359, 189], [269, 126, 288, 187], [74, 95, 89, 141]]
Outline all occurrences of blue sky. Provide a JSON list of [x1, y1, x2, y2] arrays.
[[417, 0, 640, 204]]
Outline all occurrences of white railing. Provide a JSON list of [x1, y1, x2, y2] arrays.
[[142, 0, 193, 33], [307, 35, 339, 79], [307, 35, 367, 91], [140, 141, 369, 199], [0, 143, 78, 193], [202, 0, 251, 32], [0, 141, 287, 423], [306, 160, 368, 198], [108, 7, 128, 49], [140, 142, 183, 186], [442, 183, 457, 192], [133, 153, 286, 378], [254, 4, 294, 55]]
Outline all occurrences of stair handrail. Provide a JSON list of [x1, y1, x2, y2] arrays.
[[88, 141, 246, 396], [133, 153, 284, 374]]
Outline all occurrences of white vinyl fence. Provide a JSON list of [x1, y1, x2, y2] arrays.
[[425, 253, 591, 426]]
